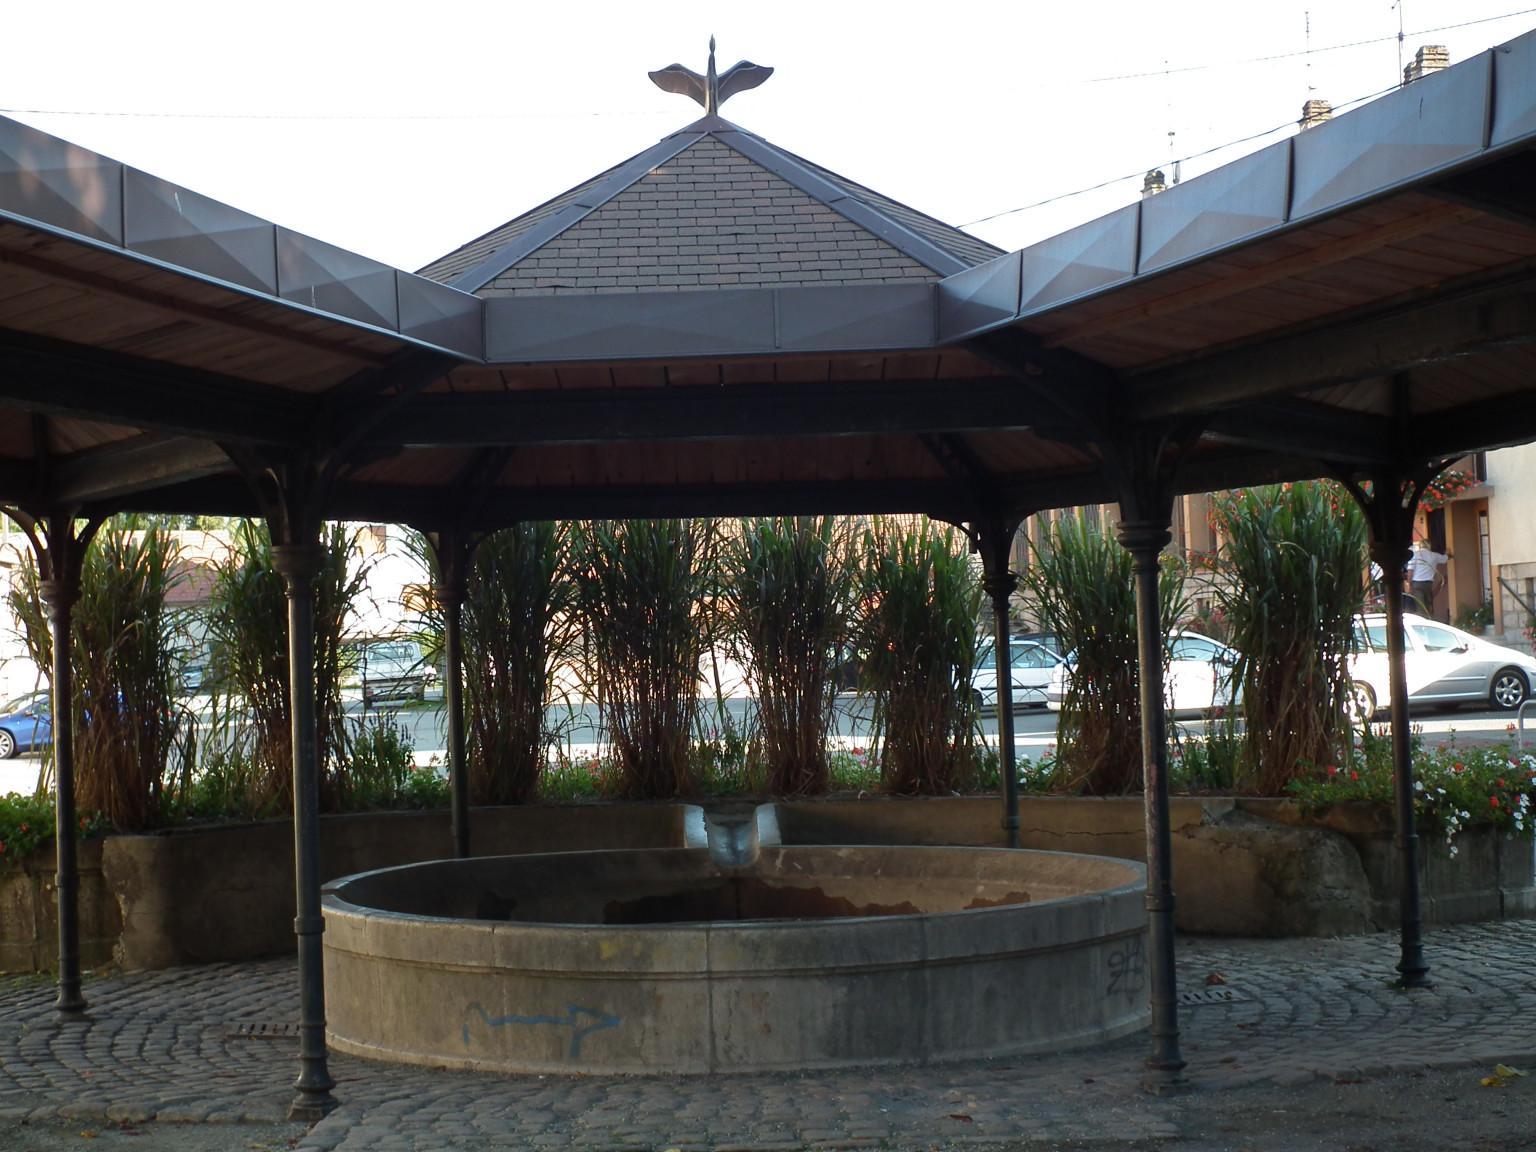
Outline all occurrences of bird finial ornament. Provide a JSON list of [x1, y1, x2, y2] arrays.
[[648, 37, 773, 115]]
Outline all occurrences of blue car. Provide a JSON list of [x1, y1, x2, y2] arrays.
[[0, 691, 51, 759]]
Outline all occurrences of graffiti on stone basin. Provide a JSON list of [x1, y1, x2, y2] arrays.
[[462, 1002, 621, 1058], [1106, 936, 1146, 1003]]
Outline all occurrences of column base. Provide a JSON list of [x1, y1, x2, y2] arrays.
[[287, 1091, 338, 1123]]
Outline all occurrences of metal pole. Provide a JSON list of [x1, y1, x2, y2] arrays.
[[983, 567, 1021, 849], [272, 543, 337, 1122], [442, 573, 470, 859], [1374, 536, 1431, 987], [1117, 519, 1185, 1087], [40, 573, 85, 1017]]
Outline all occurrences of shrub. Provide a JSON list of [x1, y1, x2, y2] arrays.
[[852, 518, 982, 795], [1210, 483, 1368, 795], [1023, 515, 1184, 795], [7, 518, 192, 829], [203, 522, 365, 812], [719, 517, 854, 796], [415, 525, 576, 805], [572, 519, 718, 799]]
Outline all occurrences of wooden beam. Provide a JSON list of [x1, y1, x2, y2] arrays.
[[0, 325, 296, 443], [356, 377, 1051, 448], [1202, 398, 1395, 466], [49, 437, 233, 505], [1131, 270, 1536, 420], [1045, 203, 1485, 349], [1412, 389, 1536, 459]]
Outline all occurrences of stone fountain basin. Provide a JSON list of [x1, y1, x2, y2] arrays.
[[322, 846, 1148, 1074]]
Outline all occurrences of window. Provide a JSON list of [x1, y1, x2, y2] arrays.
[[1409, 623, 1462, 652]]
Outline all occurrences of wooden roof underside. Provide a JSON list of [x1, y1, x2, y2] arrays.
[[2, 30, 1535, 527]]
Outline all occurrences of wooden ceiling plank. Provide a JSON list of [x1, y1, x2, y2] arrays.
[[1043, 204, 1486, 350]]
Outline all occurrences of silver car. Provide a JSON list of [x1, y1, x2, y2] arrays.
[[971, 638, 1065, 711], [1348, 613, 1536, 715]]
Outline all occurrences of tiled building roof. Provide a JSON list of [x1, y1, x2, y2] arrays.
[[417, 119, 1002, 296]]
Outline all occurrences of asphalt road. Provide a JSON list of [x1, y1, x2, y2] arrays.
[[2, 699, 1528, 796]]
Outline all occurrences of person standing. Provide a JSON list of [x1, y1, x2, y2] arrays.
[[1405, 539, 1450, 619]]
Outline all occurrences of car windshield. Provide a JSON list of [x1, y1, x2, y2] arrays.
[[0, 692, 45, 715]]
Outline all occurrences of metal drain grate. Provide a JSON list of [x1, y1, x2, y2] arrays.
[[225, 1021, 300, 1039], [1178, 987, 1249, 1006]]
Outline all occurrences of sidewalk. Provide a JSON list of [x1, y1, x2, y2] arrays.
[[3, 920, 1534, 1150]]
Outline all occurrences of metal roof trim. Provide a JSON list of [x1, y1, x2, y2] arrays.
[[443, 132, 706, 294], [0, 204, 483, 363], [936, 27, 1536, 346], [483, 283, 940, 364]]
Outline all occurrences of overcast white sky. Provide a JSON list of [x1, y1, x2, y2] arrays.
[[5, 1, 1534, 272]]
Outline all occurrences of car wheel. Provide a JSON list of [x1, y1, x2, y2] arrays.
[[1348, 682, 1377, 723], [1490, 668, 1529, 711], [0, 729, 15, 759]]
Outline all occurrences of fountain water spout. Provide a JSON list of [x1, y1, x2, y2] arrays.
[[701, 802, 763, 870]]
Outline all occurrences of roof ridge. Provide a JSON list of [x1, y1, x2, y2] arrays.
[[418, 115, 1002, 294]]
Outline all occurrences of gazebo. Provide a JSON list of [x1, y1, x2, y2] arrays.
[[3, 30, 1535, 1119]]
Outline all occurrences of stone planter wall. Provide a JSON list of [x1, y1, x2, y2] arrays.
[[772, 795, 1536, 938], [0, 837, 121, 973], [2, 803, 685, 973], [3, 795, 1532, 972]]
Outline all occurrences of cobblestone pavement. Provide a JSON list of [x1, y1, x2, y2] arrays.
[[2, 921, 1534, 1150]]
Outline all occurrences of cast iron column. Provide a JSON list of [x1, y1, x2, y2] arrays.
[[1116, 518, 1186, 1086], [272, 543, 338, 1121], [39, 572, 85, 1016], [1372, 530, 1431, 987], [976, 517, 1022, 849], [440, 565, 470, 860]]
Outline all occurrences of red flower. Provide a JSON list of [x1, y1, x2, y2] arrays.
[[1327, 766, 1339, 777], [1453, 762, 1464, 773], [1491, 796, 1500, 808], [1497, 779, 1506, 788], [1349, 770, 1359, 781], [852, 747, 865, 756]]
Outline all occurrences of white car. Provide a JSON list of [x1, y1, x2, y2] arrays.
[[1348, 613, 1536, 715], [1045, 631, 1239, 716], [971, 638, 1065, 711]]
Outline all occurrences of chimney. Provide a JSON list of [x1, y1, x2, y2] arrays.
[[1299, 98, 1333, 130], [1403, 44, 1450, 85], [1141, 169, 1167, 199]]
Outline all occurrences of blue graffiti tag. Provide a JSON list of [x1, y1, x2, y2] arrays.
[[462, 1002, 621, 1058]]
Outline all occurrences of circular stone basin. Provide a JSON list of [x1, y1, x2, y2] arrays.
[[322, 845, 1148, 1074]]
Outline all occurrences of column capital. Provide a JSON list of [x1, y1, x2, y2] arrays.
[[981, 570, 1018, 604], [37, 578, 79, 614], [270, 544, 325, 588], [1114, 519, 1172, 561]]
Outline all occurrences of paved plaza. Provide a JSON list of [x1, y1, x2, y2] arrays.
[[1, 921, 1534, 1149]]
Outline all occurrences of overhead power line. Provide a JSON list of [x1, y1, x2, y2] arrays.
[[1083, 7, 1536, 83], [959, 82, 1398, 229]]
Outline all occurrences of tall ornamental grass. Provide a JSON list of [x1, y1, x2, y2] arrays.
[[853, 518, 982, 795], [203, 522, 364, 811], [416, 524, 577, 805], [1024, 516, 1185, 795], [8, 519, 190, 828], [573, 519, 717, 799], [721, 517, 854, 796], [1210, 483, 1368, 795]]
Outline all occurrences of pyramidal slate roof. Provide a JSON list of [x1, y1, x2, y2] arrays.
[[417, 114, 1003, 296]]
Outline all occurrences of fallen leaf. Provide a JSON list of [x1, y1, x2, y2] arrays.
[[1481, 1076, 1505, 1088], [1494, 1064, 1527, 1079], [948, 1113, 973, 1123], [1205, 971, 1227, 986], [79, 1132, 97, 1140]]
